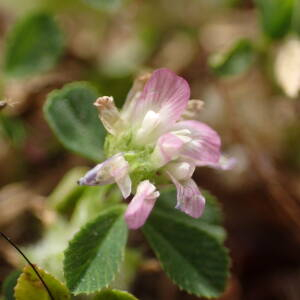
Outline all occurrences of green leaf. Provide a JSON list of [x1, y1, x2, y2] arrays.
[[64, 205, 128, 295], [210, 39, 255, 77], [70, 185, 121, 228], [14, 265, 70, 300], [93, 289, 138, 300], [142, 191, 230, 298], [291, 0, 300, 36], [4, 12, 64, 77], [44, 82, 106, 161], [2, 270, 21, 300], [255, 0, 294, 39], [48, 166, 89, 213], [110, 249, 142, 290], [155, 188, 226, 242]]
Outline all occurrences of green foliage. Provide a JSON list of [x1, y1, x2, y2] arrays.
[[26, 184, 120, 280], [93, 289, 138, 300], [156, 188, 226, 242], [64, 205, 128, 295], [4, 12, 64, 77], [291, 0, 300, 36], [14, 265, 70, 300], [44, 82, 106, 161], [1, 270, 21, 300], [70, 185, 120, 228], [110, 249, 142, 290], [143, 189, 229, 298], [209, 39, 255, 77], [255, 0, 294, 39], [48, 166, 88, 213], [0, 114, 26, 148]]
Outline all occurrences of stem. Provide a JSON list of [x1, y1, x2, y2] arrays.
[[0, 232, 55, 300]]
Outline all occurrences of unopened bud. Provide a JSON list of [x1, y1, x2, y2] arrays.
[[94, 96, 124, 135]]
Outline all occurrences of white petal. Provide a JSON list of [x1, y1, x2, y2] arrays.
[[115, 173, 132, 198], [164, 161, 195, 181], [78, 153, 132, 198], [275, 37, 300, 98]]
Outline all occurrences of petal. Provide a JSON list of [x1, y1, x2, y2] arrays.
[[122, 72, 152, 121], [198, 155, 236, 170], [78, 153, 132, 197], [109, 156, 132, 198], [151, 133, 185, 168], [164, 161, 195, 181], [168, 173, 205, 218], [127, 68, 190, 144], [172, 120, 221, 166], [125, 180, 159, 229], [140, 68, 190, 122], [78, 159, 116, 186]]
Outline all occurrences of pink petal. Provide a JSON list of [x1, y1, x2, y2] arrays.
[[168, 173, 205, 218], [140, 68, 190, 122], [172, 120, 221, 166], [124, 68, 190, 143], [122, 73, 152, 121], [151, 133, 185, 167], [125, 180, 159, 229]]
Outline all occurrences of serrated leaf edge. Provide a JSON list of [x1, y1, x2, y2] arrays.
[[63, 205, 128, 295], [143, 215, 231, 299]]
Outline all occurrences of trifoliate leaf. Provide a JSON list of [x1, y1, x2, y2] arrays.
[[4, 13, 64, 77], [14, 265, 70, 300], [143, 189, 230, 298], [64, 205, 128, 295], [44, 82, 106, 161]]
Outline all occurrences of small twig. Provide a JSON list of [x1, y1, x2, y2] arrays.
[[0, 232, 55, 300]]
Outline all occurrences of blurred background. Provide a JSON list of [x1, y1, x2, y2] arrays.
[[0, 0, 300, 299]]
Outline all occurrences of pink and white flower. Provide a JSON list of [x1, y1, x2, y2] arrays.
[[78, 68, 233, 229]]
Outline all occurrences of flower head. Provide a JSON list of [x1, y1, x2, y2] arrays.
[[78, 68, 233, 229]]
